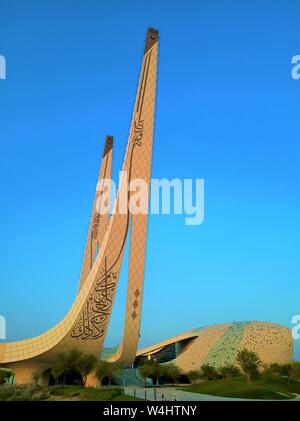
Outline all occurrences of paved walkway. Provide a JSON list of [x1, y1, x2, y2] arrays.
[[124, 387, 300, 402]]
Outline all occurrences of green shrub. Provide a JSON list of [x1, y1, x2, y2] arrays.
[[220, 365, 241, 379], [291, 362, 300, 380], [200, 364, 219, 381]]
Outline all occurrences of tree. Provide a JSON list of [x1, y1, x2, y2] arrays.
[[150, 360, 164, 385], [164, 364, 182, 384], [51, 349, 99, 387], [51, 355, 65, 385], [95, 362, 120, 387], [0, 368, 11, 385], [280, 364, 292, 384], [77, 354, 97, 387], [237, 349, 261, 384], [291, 362, 300, 381], [186, 370, 202, 384], [51, 349, 83, 386], [95, 362, 107, 388], [268, 363, 281, 375], [31, 370, 42, 386], [220, 365, 241, 382], [139, 362, 153, 387], [201, 364, 219, 381], [269, 363, 292, 384], [138, 359, 166, 385]]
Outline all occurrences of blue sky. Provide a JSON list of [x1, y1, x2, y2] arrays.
[[0, 0, 299, 359]]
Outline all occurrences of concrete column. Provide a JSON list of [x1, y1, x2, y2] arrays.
[[86, 370, 98, 387], [9, 361, 49, 385]]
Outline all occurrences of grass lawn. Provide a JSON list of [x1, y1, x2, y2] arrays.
[[0, 385, 144, 401], [181, 376, 300, 400]]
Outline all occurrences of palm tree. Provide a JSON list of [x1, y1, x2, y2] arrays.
[[237, 349, 261, 384]]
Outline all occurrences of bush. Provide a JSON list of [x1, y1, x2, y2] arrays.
[[186, 370, 202, 384], [163, 364, 182, 383], [291, 362, 300, 381], [139, 363, 153, 387], [50, 349, 96, 386], [137, 359, 164, 385], [0, 368, 11, 385], [266, 363, 292, 383], [220, 365, 241, 379], [4, 385, 35, 401], [200, 364, 219, 381], [95, 362, 121, 387]]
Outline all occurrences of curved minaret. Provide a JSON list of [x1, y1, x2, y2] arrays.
[[0, 28, 159, 383], [78, 135, 113, 293]]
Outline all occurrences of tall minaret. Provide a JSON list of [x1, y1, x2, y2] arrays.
[[0, 29, 159, 374], [78, 135, 113, 293], [70, 28, 159, 366]]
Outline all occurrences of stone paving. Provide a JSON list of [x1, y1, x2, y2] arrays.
[[124, 386, 300, 402]]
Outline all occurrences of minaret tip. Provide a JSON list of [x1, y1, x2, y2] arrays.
[[145, 28, 158, 54], [103, 135, 113, 157]]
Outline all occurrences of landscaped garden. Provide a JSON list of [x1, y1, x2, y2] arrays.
[[1, 348, 299, 401], [181, 375, 300, 400], [0, 384, 143, 401]]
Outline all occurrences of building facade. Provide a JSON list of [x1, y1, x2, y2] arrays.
[[136, 321, 293, 372]]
